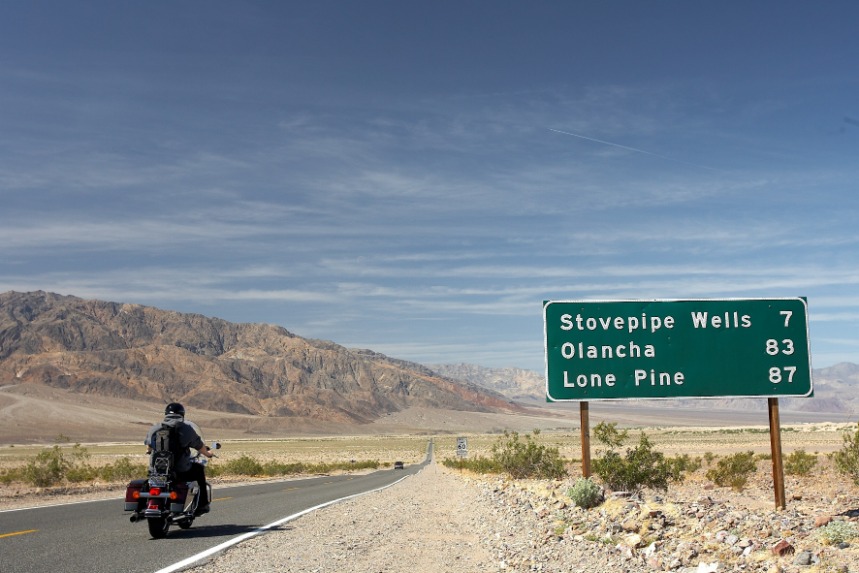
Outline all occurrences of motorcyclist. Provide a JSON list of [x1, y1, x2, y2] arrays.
[[144, 402, 214, 515]]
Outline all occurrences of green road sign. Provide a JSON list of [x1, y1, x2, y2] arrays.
[[543, 298, 812, 401]]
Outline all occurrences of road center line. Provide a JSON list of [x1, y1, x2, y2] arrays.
[[0, 529, 38, 539]]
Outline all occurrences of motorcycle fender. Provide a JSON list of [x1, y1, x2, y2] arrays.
[[144, 498, 165, 518]]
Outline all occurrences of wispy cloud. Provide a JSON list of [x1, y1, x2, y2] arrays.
[[2, 4, 857, 371], [547, 127, 720, 171]]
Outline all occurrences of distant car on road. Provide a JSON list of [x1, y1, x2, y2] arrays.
[[394, 461, 404, 470]]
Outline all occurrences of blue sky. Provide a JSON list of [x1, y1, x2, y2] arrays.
[[1, 2, 857, 372]]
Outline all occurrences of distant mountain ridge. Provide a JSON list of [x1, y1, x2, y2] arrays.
[[0, 291, 519, 424], [429, 363, 545, 402], [431, 361, 859, 415]]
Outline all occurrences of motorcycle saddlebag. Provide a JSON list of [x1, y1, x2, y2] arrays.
[[124, 479, 147, 511]]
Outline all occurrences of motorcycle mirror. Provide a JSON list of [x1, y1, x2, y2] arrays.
[[211, 442, 222, 450]]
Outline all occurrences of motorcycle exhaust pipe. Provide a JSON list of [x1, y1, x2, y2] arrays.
[[168, 514, 191, 525], [129, 512, 141, 523]]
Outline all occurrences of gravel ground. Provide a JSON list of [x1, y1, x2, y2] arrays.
[[188, 462, 494, 573], [185, 461, 859, 573]]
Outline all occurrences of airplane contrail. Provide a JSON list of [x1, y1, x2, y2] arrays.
[[548, 127, 719, 171]]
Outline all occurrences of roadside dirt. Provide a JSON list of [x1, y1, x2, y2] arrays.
[[184, 462, 859, 573]]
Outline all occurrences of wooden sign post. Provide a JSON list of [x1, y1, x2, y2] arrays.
[[580, 401, 591, 478], [768, 398, 786, 509]]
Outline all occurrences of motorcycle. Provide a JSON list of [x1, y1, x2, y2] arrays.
[[124, 439, 221, 539]]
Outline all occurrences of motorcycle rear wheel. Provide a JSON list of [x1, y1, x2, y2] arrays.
[[147, 517, 170, 539]]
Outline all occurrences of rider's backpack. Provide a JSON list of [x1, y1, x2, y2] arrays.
[[149, 424, 182, 481]]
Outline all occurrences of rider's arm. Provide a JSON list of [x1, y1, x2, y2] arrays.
[[181, 423, 213, 458]]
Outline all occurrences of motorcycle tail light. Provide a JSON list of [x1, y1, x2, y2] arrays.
[[132, 490, 140, 499], [169, 491, 179, 500], [149, 487, 162, 496], [173, 483, 189, 500]]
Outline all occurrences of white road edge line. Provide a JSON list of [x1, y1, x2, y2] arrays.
[[153, 474, 412, 573]]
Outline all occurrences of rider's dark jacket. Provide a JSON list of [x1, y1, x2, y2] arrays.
[[144, 413, 204, 473]]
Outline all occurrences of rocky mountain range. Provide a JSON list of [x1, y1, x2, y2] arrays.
[[1, 290, 855, 443], [0, 291, 519, 426]]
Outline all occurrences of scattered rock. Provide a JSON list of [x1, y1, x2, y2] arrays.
[[814, 515, 833, 527], [793, 549, 813, 565], [622, 533, 643, 548], [772, 539, 795, 557]]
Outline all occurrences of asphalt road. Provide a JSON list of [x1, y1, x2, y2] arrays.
[[0, 456, 428, 573]]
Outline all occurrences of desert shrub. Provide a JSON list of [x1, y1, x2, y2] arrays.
[[816, 521, 858, 545], [221, 455, 264, 476], [0, 467, 24, 485], [22, 446, 72, 487], [66, 443, 95, 482], [593, 422, 628, 449], [260, 461, 306, 476], [65, 464, 99, 483], [705, 450, 757, 491], [210, 457, 381, 478], [703, 452, 717, 466], [491, 431, 567, 479], [671, 453, 702, 474], [293, 460, 380, 474], [784, 449, 817, 476], [312, 459, 380, 473], [5, 445, 152, 486], [568, 477, 603, 509], [592, 431, 681, 494], [833, 422, 859, 486], [99, 457, 147, 482], [341, 460, 379, 471], [3, 447, 381, 485], [203, 462, 222, 478], [441, 455, 502, 473]]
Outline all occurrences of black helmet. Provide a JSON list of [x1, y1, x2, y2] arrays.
[[165, 402, 185, 416]]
